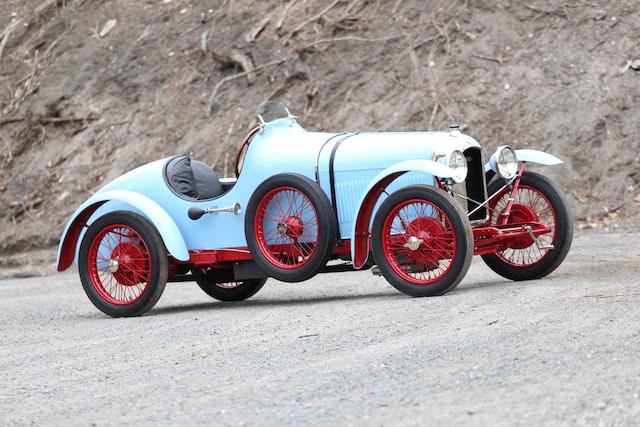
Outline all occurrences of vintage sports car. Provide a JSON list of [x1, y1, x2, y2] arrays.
[[57, 105, 573, 317]]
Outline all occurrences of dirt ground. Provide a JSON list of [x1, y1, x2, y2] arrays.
[[1, 231, 639, 426], [0, 0, 639, 271]]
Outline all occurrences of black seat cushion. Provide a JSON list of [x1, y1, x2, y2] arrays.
[[165, 155, 224, 200], [165, 156, 198, 198], [191, 160, 223, 199]]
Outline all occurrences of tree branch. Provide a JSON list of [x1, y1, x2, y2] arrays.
[[290, 0, 341, 36], [299, 35, 402, 51], [471, 52, 505, 64], [0, 19, 21, 60]]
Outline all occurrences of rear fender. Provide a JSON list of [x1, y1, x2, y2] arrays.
[[56, 190, 189, 271], [350, 160, 456, 269]]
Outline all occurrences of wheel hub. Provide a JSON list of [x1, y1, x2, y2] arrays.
[[278, 216, 304, 239], [505, 203, 539, 249], [404, 217, 448, 264], [403, 236, 424, 251], [107, 258, 119, 273], [380, 198, 458, 286], [110, 241, 147, 286]]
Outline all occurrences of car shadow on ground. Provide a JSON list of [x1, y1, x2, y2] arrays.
[[455, 278, 523, 293], [75, 278, 562, 320], [148, 290, 404, 316], [150, 277, 535, 316]]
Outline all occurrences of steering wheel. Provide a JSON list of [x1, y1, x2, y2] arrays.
[[234, 126, 261, 177]]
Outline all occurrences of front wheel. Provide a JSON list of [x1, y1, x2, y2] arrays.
[[481, 171, 573, 281], [371, 185, 473, 297], [196, 278, 267, 301]]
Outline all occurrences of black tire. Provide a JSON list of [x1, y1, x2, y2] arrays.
[[371, 185, 473, 297], [196, 278, 267, 301], [481, 171, 573, 281], [79, 211, 168, 317], [245, 173, 337, 282]]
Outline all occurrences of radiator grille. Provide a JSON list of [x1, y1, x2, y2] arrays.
[[463, 147, 488, 221]]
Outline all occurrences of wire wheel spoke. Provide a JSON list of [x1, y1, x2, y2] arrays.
[[256, 186, 319, 269]]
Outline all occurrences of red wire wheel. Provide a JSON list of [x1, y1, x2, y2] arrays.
[[481, 171, 574, 281], [372, 185, 473, 297], [246, 174, 337, 283], [381, 199, 457, 285], [254, 186, 319, 269], [87, 224, 151, 305], [489, 184, 557, 267], [79, 211, 168, 317]]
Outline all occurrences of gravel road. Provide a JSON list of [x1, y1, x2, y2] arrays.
[[1, 232, 639, 426]]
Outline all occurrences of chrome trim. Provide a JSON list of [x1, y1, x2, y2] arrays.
[[107, 258, 119, 273], [449, 150, 468, 183], [284, 107, 298, 120], [257, 114, 266, 134], [205, 203, 242, 215], [403, 236, 424, 251], [465, 185, 506, 217], [501, 226, 525, 232], [492, 145, 518, 179], [221, 248, 251, 254], [524, 225, 554, 250]]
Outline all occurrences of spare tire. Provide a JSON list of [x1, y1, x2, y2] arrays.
[[245, 173, 337, 282]]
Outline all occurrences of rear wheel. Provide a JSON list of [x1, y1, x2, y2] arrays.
[[372, 185, 473, 297], [196, 277, 267, 301], [246, 174, 337, 282], [79, 211, 168, 317], [481, 171, 573, 281]]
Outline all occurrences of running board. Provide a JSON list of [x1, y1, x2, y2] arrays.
[[168, 273, 204, 283], [320, 263, 359, 274]]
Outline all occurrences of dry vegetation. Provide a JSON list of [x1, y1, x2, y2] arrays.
[[0, 0, 639, 275]]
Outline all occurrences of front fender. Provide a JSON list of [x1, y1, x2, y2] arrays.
[[350, 159, 456, 269], [484, 149, 563, 173], [515, 149, 563, 165], [56, 190, 190, 271]]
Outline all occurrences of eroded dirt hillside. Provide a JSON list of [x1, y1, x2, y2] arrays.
[[0, 0, 639, 273]]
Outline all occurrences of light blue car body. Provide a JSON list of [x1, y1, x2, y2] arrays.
[[57, 117, 562, 271]]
